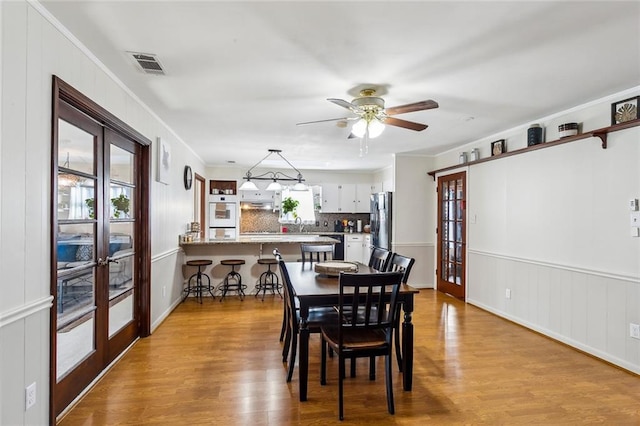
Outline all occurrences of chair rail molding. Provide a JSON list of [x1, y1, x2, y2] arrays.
[[0, 296, 53, 328]]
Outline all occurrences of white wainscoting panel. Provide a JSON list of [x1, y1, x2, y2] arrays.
[[467, 250, 640, 374]]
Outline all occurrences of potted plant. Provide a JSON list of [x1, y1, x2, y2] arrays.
[[85, 198, 95, 219], [281, 196, 299, 220], [111, 194, 130, 218]]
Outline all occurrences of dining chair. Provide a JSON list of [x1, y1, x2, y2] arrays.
[[368, 247, 391, 271], [275, 251, 340, 382], [386, 253, 415, 372], [320, 270, 404, 420], [300, 243, 334, 264]]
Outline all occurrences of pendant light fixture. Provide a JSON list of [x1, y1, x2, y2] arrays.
[[239, 149, 306, 191]]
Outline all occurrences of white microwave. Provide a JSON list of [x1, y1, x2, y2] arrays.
[[209, 201, 237, 228]]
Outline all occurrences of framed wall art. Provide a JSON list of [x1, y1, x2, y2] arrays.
[[611, 96, 639, 125], [156, 137, 171, 184], [491, 139, 506, 156]]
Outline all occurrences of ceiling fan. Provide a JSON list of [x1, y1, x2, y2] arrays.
[[297, 88, 439, 139]]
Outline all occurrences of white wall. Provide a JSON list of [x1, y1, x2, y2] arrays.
[[392, 155, 436, 288], [0, 2, 203, 424], [435, 89, 640, 374]]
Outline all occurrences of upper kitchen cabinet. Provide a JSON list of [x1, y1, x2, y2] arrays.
[[321, 183, 341, 212], [321, 183, 373, 213], [239, 189, 275, 202], [355, 183, 375, 213]]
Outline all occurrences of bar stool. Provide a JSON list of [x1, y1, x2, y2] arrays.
[[182, 259, 214, 303], [219, 259, 246, 301], [254, 258, 281, 301]]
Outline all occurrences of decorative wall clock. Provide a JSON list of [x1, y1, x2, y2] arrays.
[[183, 165, 193, 190], [611, 96, 639, 125]]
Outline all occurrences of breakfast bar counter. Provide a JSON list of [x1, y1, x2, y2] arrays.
[[181, 234, 340, 246], [179, 234, 339, 295]]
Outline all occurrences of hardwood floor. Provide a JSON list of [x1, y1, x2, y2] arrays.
[[58, 290, 640, 425]]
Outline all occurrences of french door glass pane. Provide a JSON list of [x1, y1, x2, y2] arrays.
[[56, 117, 97, 383], [108, 144, 135, 338], [110, 145, 134, 184]]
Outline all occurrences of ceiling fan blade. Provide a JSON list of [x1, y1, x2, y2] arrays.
[[296, 117, 352, 125], [327, 98, 358, 112], [384, 116, 428, 131], [385, 99, 439, 116]]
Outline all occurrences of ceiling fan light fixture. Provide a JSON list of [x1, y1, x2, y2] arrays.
[[351, 117, 385, 139], [368, 118, 385, 138], [351, 118, 367, 138]]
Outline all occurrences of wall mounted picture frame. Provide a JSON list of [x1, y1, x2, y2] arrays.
[[157, 137, 171, 185], [611, 96, 639, 125], [491, 139, 506, 156]]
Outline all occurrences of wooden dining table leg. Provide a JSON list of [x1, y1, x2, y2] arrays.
[[299, 310, 310, 401], [401, 295, 415, 391]]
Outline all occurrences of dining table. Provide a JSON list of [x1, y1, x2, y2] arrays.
[[285, 261, 419, 402]]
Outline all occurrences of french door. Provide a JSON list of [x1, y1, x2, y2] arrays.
[[51, 77, 151, 419], [436, 172, 466, 299]]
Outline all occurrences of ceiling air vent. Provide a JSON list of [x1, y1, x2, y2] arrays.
[[128, 52, 165, 75]]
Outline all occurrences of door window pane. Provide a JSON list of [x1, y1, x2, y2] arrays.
[[110, 145, 134, 184], [58, 176, 95, 220], [58, 119, 95, 175], [110, 184, 133, 219]]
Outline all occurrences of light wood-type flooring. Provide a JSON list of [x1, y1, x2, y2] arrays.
[[58, 289, 640, 425]]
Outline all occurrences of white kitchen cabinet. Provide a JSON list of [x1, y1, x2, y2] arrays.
[[345, 234, 364, 263], [240, 190, 274, 202], [322, 183, 356, 213], [339, 184, 357, 212], [362, 234, 372, 264], [321, 183, 377, 213], [355, 183, 374, 213]]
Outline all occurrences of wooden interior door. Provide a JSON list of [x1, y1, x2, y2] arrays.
[[436, 172, 466, 300], [51, 77, 151, 421]]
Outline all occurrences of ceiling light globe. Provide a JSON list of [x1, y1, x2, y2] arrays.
[[266, 181, 282, 191], [368, 119, 385, 138], [239, 180, 258, 191], [351, 119, 367, 138]]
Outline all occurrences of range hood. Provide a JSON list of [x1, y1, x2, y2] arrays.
[[240, 201, 275, 210]]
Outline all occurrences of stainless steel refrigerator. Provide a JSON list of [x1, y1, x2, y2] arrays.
[[370, 192, 392, 250]]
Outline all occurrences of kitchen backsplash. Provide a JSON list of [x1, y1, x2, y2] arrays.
[[240, 210, 369, 233]]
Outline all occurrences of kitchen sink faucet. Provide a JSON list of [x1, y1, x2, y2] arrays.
[[295, 216, 304, 233]]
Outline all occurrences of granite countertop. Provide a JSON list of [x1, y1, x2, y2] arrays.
[[180, 234, 341, 246]]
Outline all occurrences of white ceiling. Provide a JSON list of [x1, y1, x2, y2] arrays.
[[40, 1, 640, 172]]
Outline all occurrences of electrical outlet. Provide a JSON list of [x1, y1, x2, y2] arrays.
[[315, 220, 320, 227], [630, 323, 640, 340], [26, 382, 36, 410], [505, 288, 511, 299]]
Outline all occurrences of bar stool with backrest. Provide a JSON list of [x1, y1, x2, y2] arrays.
[[254, 258, 281, 301], [182, 259, 215, 303], [219, 259, 246, 301], [300, 244, 334, 264]]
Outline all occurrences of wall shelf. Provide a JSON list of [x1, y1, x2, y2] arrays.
[[427, 118, 640, 179]]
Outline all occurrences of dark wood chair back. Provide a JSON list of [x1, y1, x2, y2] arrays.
[[386, 253, 415, 284], [300, 243, 334, 264], [368, 247, 391, 271], [321, 270, 404, 420]]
